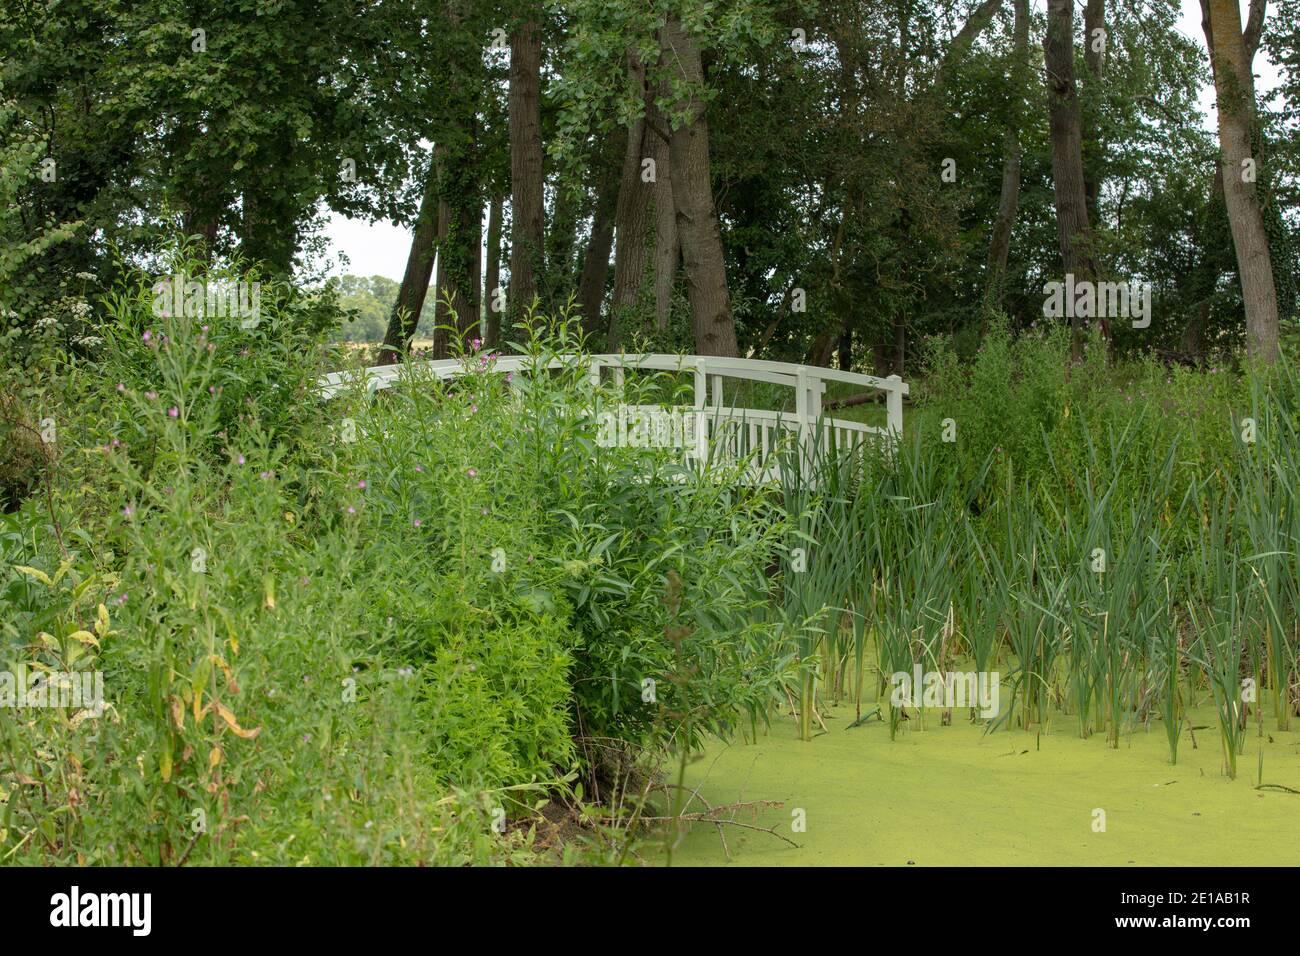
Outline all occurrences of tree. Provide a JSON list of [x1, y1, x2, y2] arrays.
[[661, 13, 739, 357], [382, 145, 446, 362], [575, 130, 621, 338], [985, 0, 1029, 313], [381, 1, 497, 361], [1082, 0, 1107, 225], [508, 10, 546, 320], [484, 193, 506, 345], [1204, 0, 1280, 363], [1043, 0, 1100, 358]]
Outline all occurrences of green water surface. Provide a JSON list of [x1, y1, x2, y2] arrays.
[[669, 704, 1300, 866]]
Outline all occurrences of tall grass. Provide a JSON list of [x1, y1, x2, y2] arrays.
[[764, 332, 1297, 778]]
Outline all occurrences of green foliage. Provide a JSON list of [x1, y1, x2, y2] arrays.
[[0, 259, 796, 863], [0, 90, 84, 359]]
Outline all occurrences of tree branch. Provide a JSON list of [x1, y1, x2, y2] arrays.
[[939, 0, 1005, 76], [1243, 0, 1266, 63]]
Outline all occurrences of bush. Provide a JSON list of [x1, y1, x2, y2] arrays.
[[0, 259, 793, 864]]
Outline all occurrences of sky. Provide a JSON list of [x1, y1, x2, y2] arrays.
[[319, 0, 1285, 282]]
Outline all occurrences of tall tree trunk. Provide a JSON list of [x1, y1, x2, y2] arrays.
[[608, 55, 653, 349], [577, 136, 620, 339], [382, 145, 446, 364], [508, 14, 545, 320], [1182, 298, 1212, 360], [1082, 0, 1106, 225], [546, 182, 582, 306], [1043, 0, 1100, 359], [484, 193, 504, 347], [176, 122, 221, 266], [892, 311, 906, 376], [577, 203, 616, 340], [872, 340, 891, 377], [648, 74, 679, 333], [837, 320, 853, 372], [985, 0, 1029, 313], [650, 135, 678, 333], [807, 320, 839, 368], [431, 224, 448, 355], [432, 148, 482, 359], [1203, 0, 1279, 363], [661, 15, 739, 357]]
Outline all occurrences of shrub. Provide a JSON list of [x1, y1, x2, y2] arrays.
[[0, 262, 794, 863]]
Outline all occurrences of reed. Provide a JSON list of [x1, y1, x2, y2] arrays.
[[764, 374, 1297, 779]]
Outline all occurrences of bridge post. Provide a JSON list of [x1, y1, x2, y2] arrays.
[[795, 367, 809, 480], [886, 374, 903, 451], [693, 359, 709, 468]]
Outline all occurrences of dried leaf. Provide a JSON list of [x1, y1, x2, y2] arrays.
[[215, 703, 260, 739]]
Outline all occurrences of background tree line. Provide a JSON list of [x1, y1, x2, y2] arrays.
[[2, 0, 1298, 373]]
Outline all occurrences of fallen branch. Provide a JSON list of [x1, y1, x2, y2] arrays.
[[635, 803, 799, 850], [823, 390, 914, 411]]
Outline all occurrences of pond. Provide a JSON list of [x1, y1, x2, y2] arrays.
[[670, 703, 1300, 866]]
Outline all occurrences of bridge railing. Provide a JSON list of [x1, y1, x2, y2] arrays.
[[318, 352, 908, 482]]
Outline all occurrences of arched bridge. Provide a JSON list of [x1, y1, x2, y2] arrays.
[[320, 353, 908, 483]]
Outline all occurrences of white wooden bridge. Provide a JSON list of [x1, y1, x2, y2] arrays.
[[319, 353, 908, 482]]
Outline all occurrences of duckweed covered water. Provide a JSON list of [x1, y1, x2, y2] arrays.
[[671, 705, 1300, 866]]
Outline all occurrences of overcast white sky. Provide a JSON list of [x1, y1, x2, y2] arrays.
[[320, 0, 1285, 281]]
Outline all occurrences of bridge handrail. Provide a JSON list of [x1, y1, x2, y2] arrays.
[[317, 352, 908, 472]]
